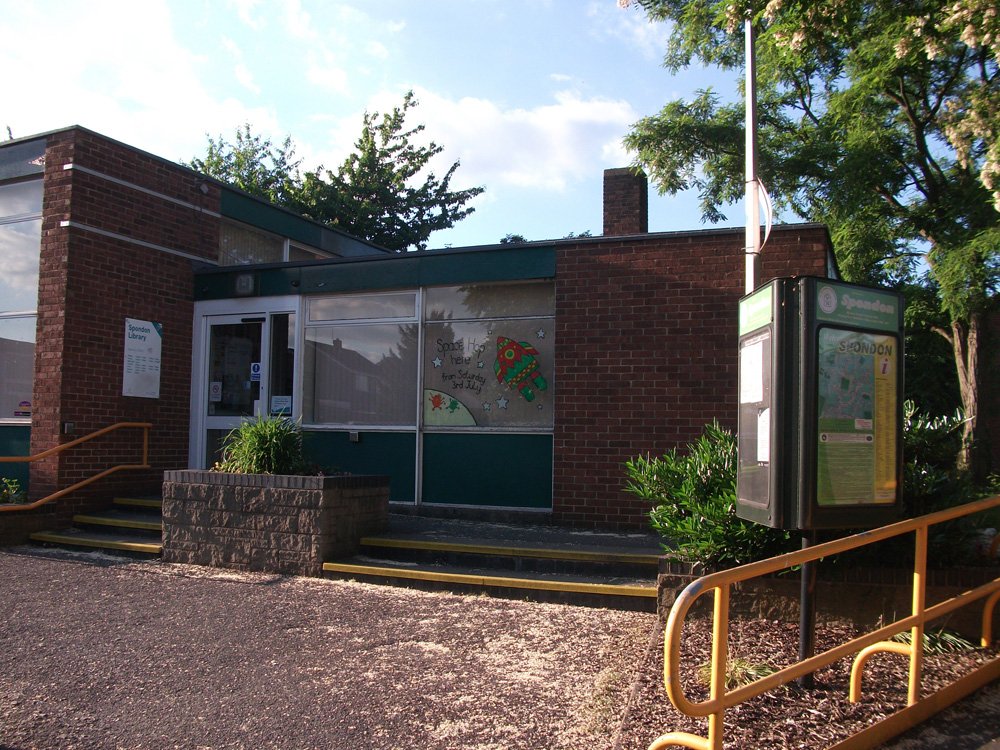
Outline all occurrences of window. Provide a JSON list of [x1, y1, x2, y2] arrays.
[[0, 178, 41, 423], [219, 221, 284, 265], [422, 283, 554, 430], [0, 180, 42, 311], [303, 292, 419, 427], [0, 315, 36, 421], [219, 222, 333, 266]]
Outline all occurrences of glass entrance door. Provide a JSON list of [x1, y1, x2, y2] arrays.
[[203, 316, 264, 466], [195, 311, 297, 467]]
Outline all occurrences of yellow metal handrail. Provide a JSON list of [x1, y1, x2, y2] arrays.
[[650, 494, 1000, 750], [0, 422, 152, 512]]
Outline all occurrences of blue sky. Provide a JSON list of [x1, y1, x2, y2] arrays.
[[1, 0, 743, 249]]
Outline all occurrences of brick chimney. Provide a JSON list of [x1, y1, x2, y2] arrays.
[[603, 167, 648, 236]]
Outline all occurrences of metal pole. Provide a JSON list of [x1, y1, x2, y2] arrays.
[[744, 18, 761, 295], [797, 530, 818, 688]]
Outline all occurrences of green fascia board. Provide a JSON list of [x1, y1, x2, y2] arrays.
[[194, 245, 556, 301]]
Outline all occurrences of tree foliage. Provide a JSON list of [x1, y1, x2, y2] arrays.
[[189, 92, 483, 252], [295, 92, 484, 251], [623, 0, 999, 473], [187, 124, 302, 207]]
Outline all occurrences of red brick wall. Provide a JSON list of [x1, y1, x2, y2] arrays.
[[29, 128, 220, 517], [553, 225, 832, 529], [603, 168, 648, 236]]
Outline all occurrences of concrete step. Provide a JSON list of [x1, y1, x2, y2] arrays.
[[322, 556, 657, 611], [113, 496, 163, 511], [28, 496, 164, 558], [29, 527, 162, 556], [357, 535, 659, 577], [73, 508, 162, 534], [325, 513, 663, 609]]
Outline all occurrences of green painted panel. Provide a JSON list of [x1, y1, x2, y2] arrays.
[[195, 245, 556, 301], [422, 433, 552, 508], [0, 425, 30, 490], [303, 431, 415, 502], [221, 190, 323, 247]]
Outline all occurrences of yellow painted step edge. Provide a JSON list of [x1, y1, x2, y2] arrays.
[[359, 537, 661, 566], [29, 531, 161, 555], [73, 514, 161, 532], [322, 562, 657, 598], [113, 497, 162, 509]]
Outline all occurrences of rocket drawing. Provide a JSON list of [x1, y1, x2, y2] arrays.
[[494, 336, 548, 402]]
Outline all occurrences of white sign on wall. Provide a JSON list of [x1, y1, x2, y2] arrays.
[[123, 318, 163, 399]]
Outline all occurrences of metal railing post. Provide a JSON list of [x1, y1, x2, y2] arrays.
[[649, 495, 1000, 749], [909, 525, 928, 705]]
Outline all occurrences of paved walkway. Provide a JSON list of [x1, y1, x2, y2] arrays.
[[1, 547, 997, 750]]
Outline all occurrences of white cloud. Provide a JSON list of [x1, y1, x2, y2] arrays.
[[281, 0, 316, 40], [0, 1, 277, 161], [586, 0, 669, 61], [221, 37, 261, 95], [299, 86, 637, 195], [228, 0, 266, 31], [404, 87, 638, 192], [305, 49, 350, 95]]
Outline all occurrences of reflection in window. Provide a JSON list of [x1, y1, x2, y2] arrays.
[[0, 315, 35, 422], [424, 282, 554, 320], [308, 292, 416, 322], [0, 179, 42, 313], [219, 221, 284, 265], [303, 323, 418, 426]]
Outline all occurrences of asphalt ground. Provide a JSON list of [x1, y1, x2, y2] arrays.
[[1, 547, 997, 750]]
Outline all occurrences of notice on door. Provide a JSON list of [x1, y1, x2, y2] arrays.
[[123, 318, 163, 399]]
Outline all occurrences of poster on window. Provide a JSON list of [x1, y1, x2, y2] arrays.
[[122, 318, 163, 399], [423, 318, 553, 428]]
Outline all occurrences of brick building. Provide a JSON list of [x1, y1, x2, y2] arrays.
[[1, 126, 837, 534]]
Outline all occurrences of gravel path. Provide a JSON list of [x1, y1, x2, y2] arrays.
[[1, 547, 997, 750], [0, 548, 651, 750]]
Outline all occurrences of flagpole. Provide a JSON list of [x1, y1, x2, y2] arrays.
[[744, 18, 761, 295]]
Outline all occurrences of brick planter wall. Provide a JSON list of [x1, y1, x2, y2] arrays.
[[161, 471, 389, 577]]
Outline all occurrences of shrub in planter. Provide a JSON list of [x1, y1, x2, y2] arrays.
[[624, 421, 792, 568], [215, 415, 310, 475], [0, 477, 26, 505]]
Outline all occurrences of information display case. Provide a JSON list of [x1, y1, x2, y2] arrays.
[[736, 277, 904, 530]]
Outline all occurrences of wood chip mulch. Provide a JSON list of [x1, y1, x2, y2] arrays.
[[610, 616, 999, 750]]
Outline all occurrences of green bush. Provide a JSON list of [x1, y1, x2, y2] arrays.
[[0, 477, 26, 504], [624, 421, 791, 568], [215, 416, 309, 475], [901, 399, 971, 515]]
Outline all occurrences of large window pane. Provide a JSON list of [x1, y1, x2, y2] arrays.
[[219, 221, 284, 265], [308, 292, 416, 322], [0, 180, 43, 219], [423, 318, 553, 429], [304, 323, 418, 426], [0, 180, 42, 313], [0, 218, 41, 311], [424, 282, 554, 320], [0, 315, 36, 421]]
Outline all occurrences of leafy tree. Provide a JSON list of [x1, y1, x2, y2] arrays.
[[188, 92, 483, 252], [295, 91, 484, 251], [187, 124, 302, 207], [621, 0, 999, 474], [500, 233, 528, 244]]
